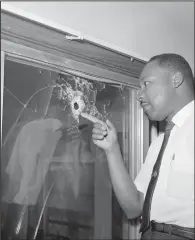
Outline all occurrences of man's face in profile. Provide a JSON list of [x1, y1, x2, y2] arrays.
[[137, 61, 174, 121]]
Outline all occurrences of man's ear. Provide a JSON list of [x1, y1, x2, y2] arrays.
[[172, 72, 184, 88]]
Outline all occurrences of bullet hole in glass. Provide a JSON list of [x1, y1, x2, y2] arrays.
[[74, 102, 79, 110]]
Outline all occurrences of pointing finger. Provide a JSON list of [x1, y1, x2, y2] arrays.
[[81, 113, 107, 129]]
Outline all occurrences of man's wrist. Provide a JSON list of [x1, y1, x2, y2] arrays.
[[105, 142, 120, 155]]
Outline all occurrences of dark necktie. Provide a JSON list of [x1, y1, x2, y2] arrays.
[[140, 121, 175, 233]]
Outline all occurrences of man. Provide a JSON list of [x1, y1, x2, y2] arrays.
[[91, 54, 194, 240]]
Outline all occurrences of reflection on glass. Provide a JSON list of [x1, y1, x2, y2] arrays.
[[1, 59, 132, 240]]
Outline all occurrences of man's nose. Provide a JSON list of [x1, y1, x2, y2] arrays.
[[136, 88, 144, 102]]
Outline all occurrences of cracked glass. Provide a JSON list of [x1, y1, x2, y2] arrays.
[[1, 58, 133, 240]]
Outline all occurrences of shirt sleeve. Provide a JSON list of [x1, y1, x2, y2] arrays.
[[134, 135, 163, 194], [134, 160, 152, 195]]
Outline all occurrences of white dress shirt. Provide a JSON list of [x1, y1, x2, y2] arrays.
[[135, 100, 194, 228]]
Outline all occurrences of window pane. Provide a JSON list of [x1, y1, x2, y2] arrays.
[[1, 58, 137, 240]]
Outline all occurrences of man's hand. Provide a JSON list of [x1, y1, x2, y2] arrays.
[[92, 119, 119, 151], [80, 113, 119, 151]]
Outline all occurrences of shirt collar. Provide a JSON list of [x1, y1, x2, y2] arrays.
[[172, 100, 194, 128]]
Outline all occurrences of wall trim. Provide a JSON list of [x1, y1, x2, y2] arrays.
[[1, 2, 149, 64], [1, 9, 145, 79]]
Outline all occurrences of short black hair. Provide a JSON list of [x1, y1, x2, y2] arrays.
[[149, 53, 194, 82]]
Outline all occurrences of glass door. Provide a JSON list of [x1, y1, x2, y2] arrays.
[[1, 52, 144, 240]]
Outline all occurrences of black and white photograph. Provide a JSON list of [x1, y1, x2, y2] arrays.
[[1, 2, 194, 240]]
